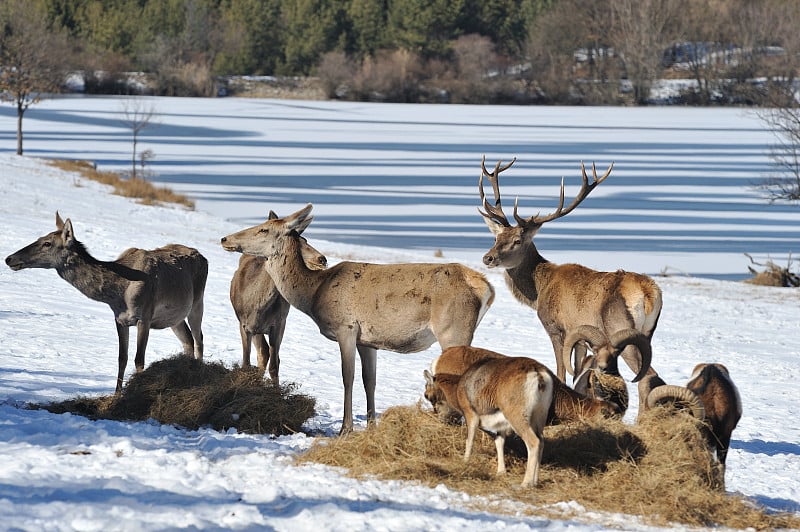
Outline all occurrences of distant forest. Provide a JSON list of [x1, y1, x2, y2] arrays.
[[6, 0, 800, 105]]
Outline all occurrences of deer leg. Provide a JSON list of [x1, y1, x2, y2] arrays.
[[186, 300, 204, 361], [337, 333, 358, 435], [252, 334, 268, 372], [267, 317, 288, 385], [548, 333, 567, 382], [463, 408, 480, 462], [357, 345, 378, 426], [517, 425, 543, 488], [494, 433, 507, 475], [171, 321, 194, 356], [134, 320, 151, 373], [115, 322, 130, 394], [239, 323, 253, 367]]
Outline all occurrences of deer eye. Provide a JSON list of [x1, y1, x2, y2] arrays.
[[512, 239, 522, 246], [42, 241, 52, 248]]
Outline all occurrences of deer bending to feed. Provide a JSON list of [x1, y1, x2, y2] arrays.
[[230, 211, 327, 383], [427, 356, 554, 487], [220, 204, 495, 435], [478, 156, 662, 413], [646, 363, 742, 480], [561, 325, 653, 415], [5, 213, 207, 392], [424, 346, 622, 427]]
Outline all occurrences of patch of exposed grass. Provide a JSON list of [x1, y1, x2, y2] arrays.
[[39, 355, 316, 435], [46, 159, 194, 209], [300, 404, 800, 529]]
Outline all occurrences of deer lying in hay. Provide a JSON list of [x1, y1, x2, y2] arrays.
[[5, 212, 207, 392]]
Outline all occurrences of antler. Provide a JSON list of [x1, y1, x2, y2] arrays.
[[478, 157, 613, 229], [478, 155, 517, 227], [524, 161, 614, 227]]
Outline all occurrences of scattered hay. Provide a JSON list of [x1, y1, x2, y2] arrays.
[[40, 355, 315, 435], [301, 403, 800, 529], [47, 159, 195, 209]]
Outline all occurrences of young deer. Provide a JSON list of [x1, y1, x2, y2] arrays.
[[230, 211, 327, 383], [429, 356, 554, 488], [478, 156, 662, 412], [5, 212, 207, 392], [424, 345, 623, 427], [221, 205, 495, 434]]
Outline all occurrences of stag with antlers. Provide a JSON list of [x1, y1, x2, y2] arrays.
[[477, 156, 663, 413]]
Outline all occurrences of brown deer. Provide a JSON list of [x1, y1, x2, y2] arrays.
[[646, 363, 742, 482], [5, 212, 207, 393], [230, 211, 327, 383], [478, 156, 662, 413], [424, 345, 623, 427], [427, 356, 554, 487], [221, 204, 495, 435]]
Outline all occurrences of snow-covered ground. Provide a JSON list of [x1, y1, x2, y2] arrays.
[[0, 98, 798, 530]]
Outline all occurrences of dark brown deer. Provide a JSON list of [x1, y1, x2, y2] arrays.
[[221, 204, 495, 435], [478, 156, 662, 413], [646, 362, 742, 483], [230, 211, 327, 383], [5, 212, 207, 392]]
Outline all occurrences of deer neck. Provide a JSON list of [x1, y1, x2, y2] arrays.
[[503, 245, 553, 311], [264, 237, 325, 315], [56, 246, 131, 306]]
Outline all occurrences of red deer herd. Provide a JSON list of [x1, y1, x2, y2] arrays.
[[6, 157, 740, 488]]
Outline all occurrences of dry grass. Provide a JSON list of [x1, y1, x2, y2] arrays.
[[39, 356, 316, 435], [301, 404, 800, 529], [47, 159, 195, 209]]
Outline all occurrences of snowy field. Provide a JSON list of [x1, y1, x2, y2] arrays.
[[0, 97, 798, 530]]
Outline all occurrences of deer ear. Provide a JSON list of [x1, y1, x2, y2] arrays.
[[285, 204, 314, 234], [56, 211, 65, 229], [481, 214, 505, 236], [268, 210, 278, 220], [61, 218, 75, 244], [423, 369, 434, 386]]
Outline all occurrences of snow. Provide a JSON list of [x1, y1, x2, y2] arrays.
[[0, 97, 799, 530]]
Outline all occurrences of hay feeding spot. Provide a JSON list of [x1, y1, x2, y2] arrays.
[[40, 355, 316, 435], [301, 403, 800, 529]]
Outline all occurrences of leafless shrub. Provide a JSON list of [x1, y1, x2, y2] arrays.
[[317, 51, 357, 99], [351, 49, 423, 102]]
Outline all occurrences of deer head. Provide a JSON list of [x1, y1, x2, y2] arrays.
[[478, 155, 613, 269], [6, 212, 76, 271]]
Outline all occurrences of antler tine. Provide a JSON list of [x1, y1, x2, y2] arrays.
[[478, 155, 517, 226], [531, 160, 614, 225]]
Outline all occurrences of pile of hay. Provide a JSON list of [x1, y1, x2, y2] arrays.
[[41, 355, 316, 435], [301, 404, 800, 529]]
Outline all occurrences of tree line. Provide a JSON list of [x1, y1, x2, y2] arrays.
[[2, 0, 798, 105]]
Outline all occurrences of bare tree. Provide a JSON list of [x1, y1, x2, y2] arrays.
[[0, 0, 71, 155], [757, 94, 800, 202], [612, 0, 684, 104], [120, 99, 159, 180]]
